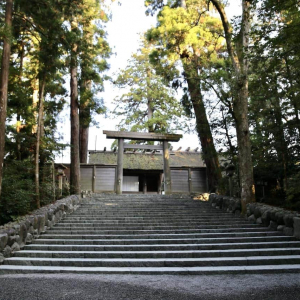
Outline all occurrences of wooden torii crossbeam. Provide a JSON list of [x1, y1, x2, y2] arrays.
[[103, 130, 182, 194]]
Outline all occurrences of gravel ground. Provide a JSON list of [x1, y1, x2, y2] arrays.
[[0, 273, 300, 300]]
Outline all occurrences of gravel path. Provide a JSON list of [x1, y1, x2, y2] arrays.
[[0, 273, 300, 300]]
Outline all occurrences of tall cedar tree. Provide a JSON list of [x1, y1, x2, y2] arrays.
[[0, 0, 13, 198], [113, 40, 187, 134], [146, 0, 223, 192]]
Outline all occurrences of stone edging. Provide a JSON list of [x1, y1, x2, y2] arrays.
[[208, 194, 300, 240], [0, 194, 90, 264]]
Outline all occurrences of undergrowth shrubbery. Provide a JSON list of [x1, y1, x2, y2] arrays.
[[0, 160, 58, 225]]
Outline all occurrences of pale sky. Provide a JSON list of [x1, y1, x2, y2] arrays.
[[56, 0, 242, 163]]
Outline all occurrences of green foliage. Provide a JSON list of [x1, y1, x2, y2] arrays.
[[113, 38, 189, 133], [0, 160, 35, 224]]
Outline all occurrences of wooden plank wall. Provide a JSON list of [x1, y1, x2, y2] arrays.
[[80, 167, 93, 191], [80, 166, 116, 192], [171, 169, 189, 193], [95, 167, 116, 192], [191, 169, 207, 193]]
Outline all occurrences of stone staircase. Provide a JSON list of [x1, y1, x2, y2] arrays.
[[1, 194, 300, 274]]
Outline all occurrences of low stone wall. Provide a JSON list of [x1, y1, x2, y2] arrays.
[[0, 194, 87, 264], [209, 194, 242, 215], [209, 194, 300, 239]]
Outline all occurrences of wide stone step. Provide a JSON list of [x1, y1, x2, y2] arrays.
[[45, 225, 269, 233], [40, 230, 277, 240], [31, 235, 292, 246], [23, 241, 300, 252], [41, 226, 264, 235], [2, 264, 300, 275], [14, 248, 300, 259], [68, 212, 227, 217], [56, 218, 242, 224], [4, 255, 300, 268], [40, 231, 281, 239], [52, 221, 253, 228]]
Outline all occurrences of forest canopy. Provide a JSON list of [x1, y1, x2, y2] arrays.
[[0, 0, 299, 224]]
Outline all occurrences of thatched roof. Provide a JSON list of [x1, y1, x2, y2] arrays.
[[88, 151, 205, 170]]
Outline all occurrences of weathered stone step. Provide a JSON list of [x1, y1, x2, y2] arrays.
[[56, 218, 244, 226], [14, 248, 300, 259], [29, 235, 294, 246], [53, 220, 251, 227], [40, 229, 276, 239], [23, 241, 300, 252], [59, 217, 239, 223], [5, 255, 300, 268], [2, 264, 300, 275], [46, 224, 267, 232], [42, 226, 264, 235], [69, 212, 226, 216]]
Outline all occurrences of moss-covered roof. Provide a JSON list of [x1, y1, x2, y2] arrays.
[[88, 151, 205, 170]]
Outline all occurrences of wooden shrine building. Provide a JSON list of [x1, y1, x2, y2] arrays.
[[80, 131, 208, 195]]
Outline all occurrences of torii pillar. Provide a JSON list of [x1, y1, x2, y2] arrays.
[[103, 131, 182, 195]]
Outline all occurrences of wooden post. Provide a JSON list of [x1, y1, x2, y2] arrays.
[[188, 168, 192, 194], [163, 141, 171, 194], [116, 138, 124, 194], [143, 175, 147, 194], [52, 161, 56, 201], [58, 175, 62, 197], [92, 165, 96, 193]]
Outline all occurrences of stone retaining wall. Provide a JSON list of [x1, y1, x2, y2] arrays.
[[0, 194, 88, 264], [209, 194, 300, 240]]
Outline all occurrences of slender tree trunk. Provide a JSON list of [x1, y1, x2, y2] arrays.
[[16, 41, 24, 160], [146, 68, 154, 133], [79, 125, 89, 163], [184, 64, 222, 192], [35, 76, 45, 209], [79, 22, 92, 164], [0, 0, 13, 198], [210, 0, 255, 212], [70, 18, 81, 194], [79, 72, 91, 163], [271, 83, 288, 191]]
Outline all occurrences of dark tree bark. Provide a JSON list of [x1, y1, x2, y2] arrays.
[[184, 63, 222, 192], [0, 0, 13, 198], [79, 125, 89, 163], [34, 77, 46, 209], [70, 18, 81, 194], [79, 78, 91, 164], [209, 0, 255, 213]]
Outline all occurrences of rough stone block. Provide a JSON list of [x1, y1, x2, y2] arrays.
[[0, 233, 8, 251], [7, 235, 17, 247], [283, 227, 294, 237], [261, 210, 271, 226], [0, 253, 4, 264], [248, 214, 256, 223], [284, 214, 294, 228], [11, 242, 20, 252], [254, 207, 262, 218], [37, 215, 45, 234], [294, 217, 300, 239], [256, 217, 262, 225], [277, 225, 285, 231], [269, 220, 278, 230], [19, 223, 28, 247], [26, 233, 33, 244], [33, 216, 39, 229], [275, 211, 285, 225], [29, 225, 34, 234], [3, 245, 12, 258]]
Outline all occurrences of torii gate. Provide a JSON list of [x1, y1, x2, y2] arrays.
[[103, 131, 182, 195]]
